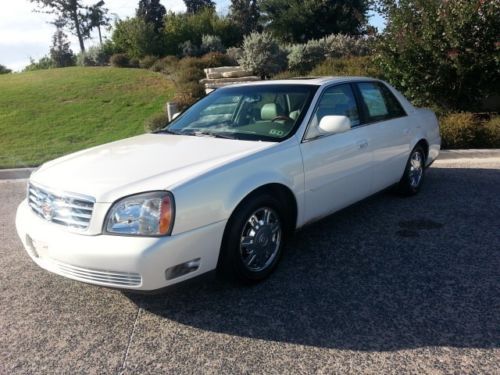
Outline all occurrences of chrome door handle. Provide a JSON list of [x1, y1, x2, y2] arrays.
[[357, 140, 368, 149]]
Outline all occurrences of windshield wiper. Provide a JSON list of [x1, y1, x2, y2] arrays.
[[156, 128, 183, 135], [186, 130, 238, 139]]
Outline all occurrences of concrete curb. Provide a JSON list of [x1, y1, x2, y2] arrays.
[[0, 168, 36, 180], [0, 149, 499, 180]]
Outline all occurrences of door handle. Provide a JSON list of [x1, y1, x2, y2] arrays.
[[357, 140, 368, 149]]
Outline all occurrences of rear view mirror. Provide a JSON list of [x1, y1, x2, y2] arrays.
[[318, 115, 351, 134], [172, 112, 180, 120]]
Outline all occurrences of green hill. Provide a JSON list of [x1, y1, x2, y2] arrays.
[[0, 67, 175, 168]]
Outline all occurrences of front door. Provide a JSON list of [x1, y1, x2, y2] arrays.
[[300, 84, 373, 224]]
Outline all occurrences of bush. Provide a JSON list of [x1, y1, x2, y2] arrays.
[[310, 56, 382, 78], [77, 45, 111, 66], [0, 64, 11, 74], [226, 47, 243, 63], [112, 17, 165, 58], [322, 34, 372, 58], [173, 81, 206, 110], [110, 53, 130, 68], [200, 34, 225, 54], [24, 56, 53, 71], [439, 113, 500, 149], [144, 112, 169, 133], [139, 55, 158, 69], [286, 40, 325, 73], [175, 66, 205, 85], [238, 32, 287, 78], [272, 70, 302, 80], [200, 52, 237, 68], [150, 55, 179, 74], [129, 57, 140, 68], [179, 40, 200, 57], [376, 0, 499, 111]]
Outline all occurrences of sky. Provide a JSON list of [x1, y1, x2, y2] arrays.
[[0, 0, 385, 72]]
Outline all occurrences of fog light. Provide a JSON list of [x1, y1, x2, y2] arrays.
[[165, 258, 201, 280]]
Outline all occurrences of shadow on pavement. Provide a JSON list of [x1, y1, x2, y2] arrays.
[[126, 167, 500, 351]]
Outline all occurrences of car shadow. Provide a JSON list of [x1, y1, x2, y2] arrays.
[[125, 167, 500, 351]]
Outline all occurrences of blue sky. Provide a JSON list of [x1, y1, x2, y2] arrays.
[[0, 0, 385, 71]]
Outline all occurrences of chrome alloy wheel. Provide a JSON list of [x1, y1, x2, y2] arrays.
[[409, 150, 424, 188], [239, 207, 282, 272]]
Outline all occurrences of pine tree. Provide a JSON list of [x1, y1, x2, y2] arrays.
[[183, 0, 215, 14], [229, 0, 259, 35], [50, 20, 76, 67], [136, 0, 166, 32]]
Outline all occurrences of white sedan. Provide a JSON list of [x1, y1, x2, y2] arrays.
[[16, 77, 440, 291]]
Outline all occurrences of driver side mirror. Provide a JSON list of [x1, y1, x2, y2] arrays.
[[318, 115, 351, 135]]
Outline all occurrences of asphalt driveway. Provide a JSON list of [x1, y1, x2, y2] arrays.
[[0, 159, 499, 374]]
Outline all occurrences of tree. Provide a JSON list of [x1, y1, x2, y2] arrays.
[[88, 1, 110, 45], [183, 0, 215, 14], [376, 0, 500, 111], [0, 64, 12, 74], [259, 0, 370, 43], [50, 20, 76, 67], [136, 0, 166, 32], [229, 0, 259, 35], [112, 17, 166, 58], [30, 0, 91, 53]]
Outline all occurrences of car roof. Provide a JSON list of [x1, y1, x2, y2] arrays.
[[223, 76, 379, 88]]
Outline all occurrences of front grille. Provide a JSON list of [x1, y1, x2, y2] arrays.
[[52, 260, 142, 287], [28, 183, 95, 230]]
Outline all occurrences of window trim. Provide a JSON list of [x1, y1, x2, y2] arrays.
[[302, 82, 364, 142], [354, 81, 407, 125]]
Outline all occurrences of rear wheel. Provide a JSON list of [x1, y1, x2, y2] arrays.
[[219, 194, 288, 283], [397, 145, 426, 196]]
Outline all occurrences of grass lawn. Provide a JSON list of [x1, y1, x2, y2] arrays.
[[0, 67, 175, 168]]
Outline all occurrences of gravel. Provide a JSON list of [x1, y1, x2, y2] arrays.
[[0, 159, 498, 374]]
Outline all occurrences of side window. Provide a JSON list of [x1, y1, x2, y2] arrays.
[[357, 82, 406, 122], [305, 84, 360, 139]]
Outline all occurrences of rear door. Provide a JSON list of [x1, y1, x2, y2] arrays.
[[300, 84, 373, 223], [354, 82, 412, 192]]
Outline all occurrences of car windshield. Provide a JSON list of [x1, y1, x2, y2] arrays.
[[162, 84, 318, 142]]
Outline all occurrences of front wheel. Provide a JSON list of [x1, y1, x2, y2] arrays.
[[397, 145, 426, 196], [219, 194, 287, 283]]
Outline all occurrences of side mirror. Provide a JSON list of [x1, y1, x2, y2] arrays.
[[318, 115, 351, 134], [172, 112, 180, 120]]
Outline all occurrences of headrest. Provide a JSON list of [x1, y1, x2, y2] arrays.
[[261, 103, 279, 121]]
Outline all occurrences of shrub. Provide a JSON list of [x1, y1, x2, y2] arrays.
[[238, 32, 287, 78], [200, 52, 236, 68], [226, 47, 243, 63], [24, 56, 53, 71], [200, 34, 225, 54], [77, 45, 111, 66], [376, 0, 499, 111], [179, 40, 200, 57], [129, 57, 140, 68], [150, 55, 179, 74], [139, 55, 158, 69], [322, 34, 372, 58], [144, 112, 169, 133], [439, 113, 500, 149], [175, 66, 205, 85], [110, 53, 130, 67], [310, 56, 382, 78], [112, 17, 165, 58], [0, 64, 11, 74], [173, 82, 206, 110], [272, 70, 302, 80], [286, 40, 326, 73]]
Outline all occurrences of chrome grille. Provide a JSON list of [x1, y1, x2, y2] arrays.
[[28, 183, 95, 230], [51, 260, 142, 287]]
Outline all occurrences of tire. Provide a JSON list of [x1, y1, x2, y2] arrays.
[[397, 145, 426, 196], [218, 193, 288, 283]]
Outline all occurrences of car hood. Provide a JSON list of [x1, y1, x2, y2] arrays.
[[31, 133, 275, 202]]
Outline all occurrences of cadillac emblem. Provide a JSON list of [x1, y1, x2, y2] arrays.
[[41, 198, 54, 221]]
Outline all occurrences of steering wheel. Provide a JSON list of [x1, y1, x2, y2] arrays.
[[271, 115, 293, 122]]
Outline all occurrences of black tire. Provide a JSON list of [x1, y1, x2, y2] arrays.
[[397, 145, 426, 196], [218, 193, 289, 284]]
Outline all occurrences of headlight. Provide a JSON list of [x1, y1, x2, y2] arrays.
[[105, 191, 174, 236]]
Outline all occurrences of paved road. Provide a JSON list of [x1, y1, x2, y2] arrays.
[[1, 160, 499, 374]]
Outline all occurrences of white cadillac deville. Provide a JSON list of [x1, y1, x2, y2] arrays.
[[16, 77, 440, 291]]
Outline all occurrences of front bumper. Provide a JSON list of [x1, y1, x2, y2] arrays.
[[15, 200, 226, 291]]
